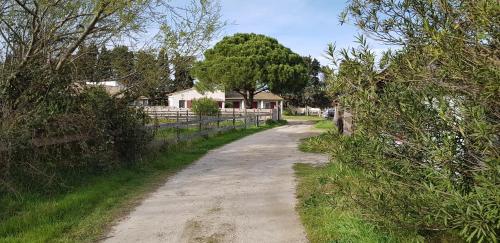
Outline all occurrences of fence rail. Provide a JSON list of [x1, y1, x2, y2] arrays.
[[148, 110, 273, 148], [0, 110, 275, 152]]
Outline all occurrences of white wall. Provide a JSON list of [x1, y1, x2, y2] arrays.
[[168, 89, 225, 108]]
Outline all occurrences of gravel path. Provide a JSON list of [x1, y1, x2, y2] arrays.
[[105, 123, 327, 243]]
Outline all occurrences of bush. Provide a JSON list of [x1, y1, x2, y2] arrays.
[[318, 1, 500, 241], [191, 97, 219, 116], [303, 127, 499, 242], [0, 86, 152, 194]]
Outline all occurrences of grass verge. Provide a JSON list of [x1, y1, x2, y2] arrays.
[[295, 132, 422, 243], [0, 124, 280, 242], [313, 120, 334, 130], [283, 115, 323, 121]]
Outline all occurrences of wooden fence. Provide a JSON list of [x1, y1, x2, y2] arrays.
[[148, 110, 274, 148], [143, 107, 276, 120], [0, 110, 275, 152]]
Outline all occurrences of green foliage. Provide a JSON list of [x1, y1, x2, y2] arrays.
[[286, 56, 332, 108], [294, 161, 423, 242], [0, 86, 151, 194], [0, 0, 226, 196], [191, 97, 220, 116], [314, 120, 334, 130], [193, 33, 308, 108], [317, 1, 500, 241]]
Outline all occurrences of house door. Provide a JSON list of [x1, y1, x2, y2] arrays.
[[187, 100, 192, 108], [233, 101, 240, 108], [270, 102, 276, 109], [252, 101, 258, 109]]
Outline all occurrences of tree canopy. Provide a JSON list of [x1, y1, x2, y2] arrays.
[[286, 56, 331, 109], [193, 33, 308, 108]]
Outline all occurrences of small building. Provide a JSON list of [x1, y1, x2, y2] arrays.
[[224, 91, 283, 110], [167, 88, 225, 108]]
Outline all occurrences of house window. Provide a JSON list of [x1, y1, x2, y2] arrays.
[[232, 101, 241, 108], [179, 100, 185, 108], [264, 102, 271, 109]]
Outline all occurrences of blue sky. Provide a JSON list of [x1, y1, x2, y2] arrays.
[[214, 0, 386, 66]]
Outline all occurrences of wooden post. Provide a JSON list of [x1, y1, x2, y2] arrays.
[[232, 107, 235, 128], [256, 113, 259, 127], [186, 110, 189, 130], [244, 109, 247, 129], [199, 113, 202, 132], [217, 111, 220, 129], [176, 111, 180, 142]]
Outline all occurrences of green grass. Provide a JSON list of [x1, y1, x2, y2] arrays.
[[295, 133, 422, 243], [154, 120, 246, 139], [295, 163, 409, 243], [0, 124, 280, 242], [283, 115, 323, 121], [314, 120, 334, 130]]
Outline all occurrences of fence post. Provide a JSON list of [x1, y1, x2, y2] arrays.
[[244, 108, 247, 129], [257, 113, 259, 127], [176, 111, 180, 142], [232, 107, 235, 128], [199, 113, 202, 132], [217, 111, 220, 129], [186, 110, 189, 130]]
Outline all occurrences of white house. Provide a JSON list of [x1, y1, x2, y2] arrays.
[[224, 91, 283, 110], [167, 88, 284, 111], [167, 88, 225, 108]]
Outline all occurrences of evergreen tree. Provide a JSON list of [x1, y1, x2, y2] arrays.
[[150, 49, 173, 105], [110, 46, 134, 84], [193, 33, 308, 108], [96, 46, 113, 81], [173, 55, 195, 91], [73, 44, 98, 82]]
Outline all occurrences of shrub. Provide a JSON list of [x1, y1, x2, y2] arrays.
[[191, 97, 219, 116], [317, 1, 500, 241], [0, 86, 152, 194]]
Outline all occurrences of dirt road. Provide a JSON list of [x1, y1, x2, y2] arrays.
[[105, 123, 327, 243]]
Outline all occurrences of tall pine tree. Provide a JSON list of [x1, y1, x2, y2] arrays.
[[96, 46, 113, 82]]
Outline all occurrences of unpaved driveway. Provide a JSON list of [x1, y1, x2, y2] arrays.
[[105, 122, 327, 243]]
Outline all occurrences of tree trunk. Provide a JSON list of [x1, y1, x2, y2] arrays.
[[245, 90, 255, 109]]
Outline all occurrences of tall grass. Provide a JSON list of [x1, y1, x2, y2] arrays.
[[295, 132, 423, 242]]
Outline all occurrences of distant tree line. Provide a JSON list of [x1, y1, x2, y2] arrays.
[[73, 44, 197, 105], [284, 56, 332, 109]]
